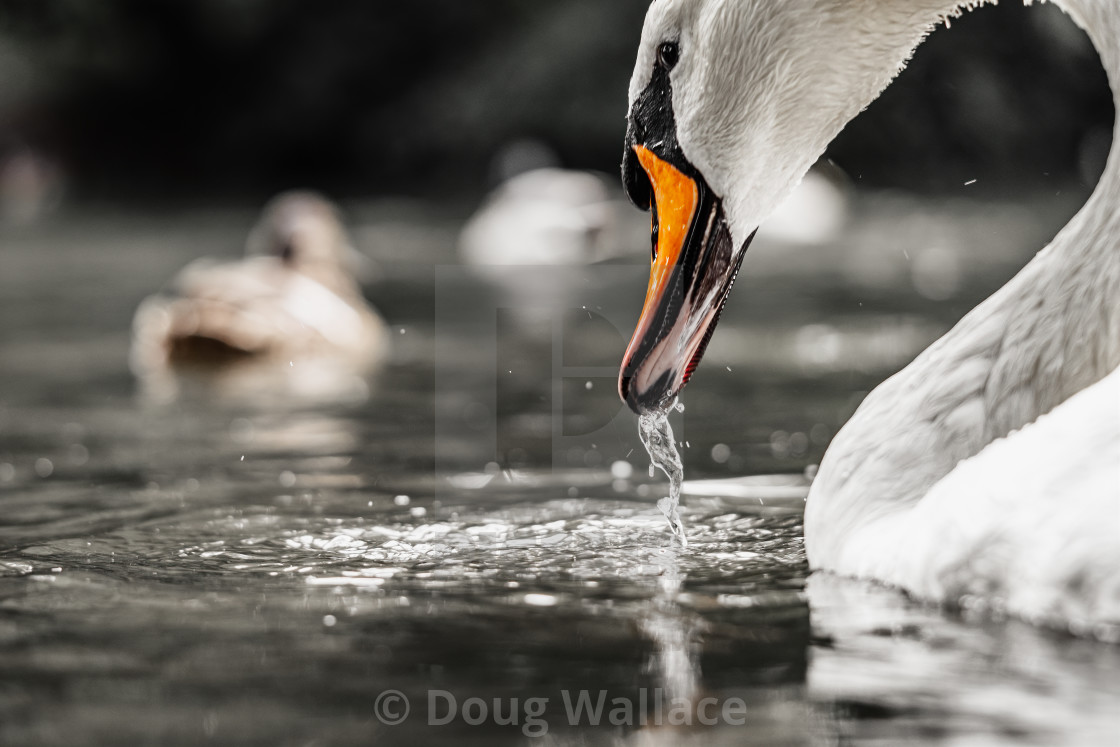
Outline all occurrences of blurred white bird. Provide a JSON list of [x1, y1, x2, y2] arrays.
[[459, 160, 845, 269], [459, 166, 646, 268]]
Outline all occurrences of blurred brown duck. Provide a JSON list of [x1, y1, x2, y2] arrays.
[[131, 191, 387, 402]]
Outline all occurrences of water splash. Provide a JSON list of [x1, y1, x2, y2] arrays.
[[638, 403, 687, 546]]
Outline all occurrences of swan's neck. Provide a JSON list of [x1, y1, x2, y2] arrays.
[[873, 0, 1120, 418], [1026, 0, 1120, 342], [1051, 0, 1120, 220], [805, 0, 1120, 568], [1006, 0, 1120, 399]]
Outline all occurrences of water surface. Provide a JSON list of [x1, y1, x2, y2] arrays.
[[1, 197, 1117, 745]]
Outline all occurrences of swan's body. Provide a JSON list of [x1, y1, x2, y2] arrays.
[[834, 366, 1120, 633], [619, 0, 1120, 634], [131, 191, 387, 403]]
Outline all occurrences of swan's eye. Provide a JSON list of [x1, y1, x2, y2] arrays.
[[656, 41, 679, 71]]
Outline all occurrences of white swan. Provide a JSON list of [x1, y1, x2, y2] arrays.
[[617, 0, 1119, 635], [458, 165, 847, 269], [459, 167, 640, 267]]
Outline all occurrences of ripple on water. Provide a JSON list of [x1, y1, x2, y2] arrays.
[[7, 483, 807, 616], [148, 497, 806, 594]]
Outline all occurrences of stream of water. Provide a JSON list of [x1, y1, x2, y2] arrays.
[[637, 403, 687, 547]]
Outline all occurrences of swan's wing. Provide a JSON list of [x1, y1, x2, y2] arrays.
[[868, 365, 1120, 634]]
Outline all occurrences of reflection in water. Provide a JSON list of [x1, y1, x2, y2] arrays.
[[808, 575, 1120, 745], [639, 547, 701, 706]]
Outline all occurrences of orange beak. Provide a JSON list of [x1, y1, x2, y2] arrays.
[[618, 145, 749, 413]]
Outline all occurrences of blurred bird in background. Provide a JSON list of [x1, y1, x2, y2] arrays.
[[131, 190, 387, 404]]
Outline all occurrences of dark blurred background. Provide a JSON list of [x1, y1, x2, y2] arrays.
[[0, 0, 1112, 206]]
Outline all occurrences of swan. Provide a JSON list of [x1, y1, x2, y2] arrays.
[[458, 165, 845, 269], [459, 167, 641, 267], [131, 190, 387, 403], [617, 0, 1120, 635]]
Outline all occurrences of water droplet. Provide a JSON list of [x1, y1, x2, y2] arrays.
[[610, 460, 633, 480], [323, 615, 337, 627], [34, 458, 53, 478], [409, 506, 427, 518], [585, 381, 593, 390], [279, 470, 297, 488], [789, 432, 809, 456], [710, 443, 731, 463], [394, 495, 411, 506]]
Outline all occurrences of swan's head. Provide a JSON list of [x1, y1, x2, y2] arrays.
[[618, 0, 932, 412]]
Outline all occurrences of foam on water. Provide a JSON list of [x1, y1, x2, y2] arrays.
[[637, 402, 687, 547]]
